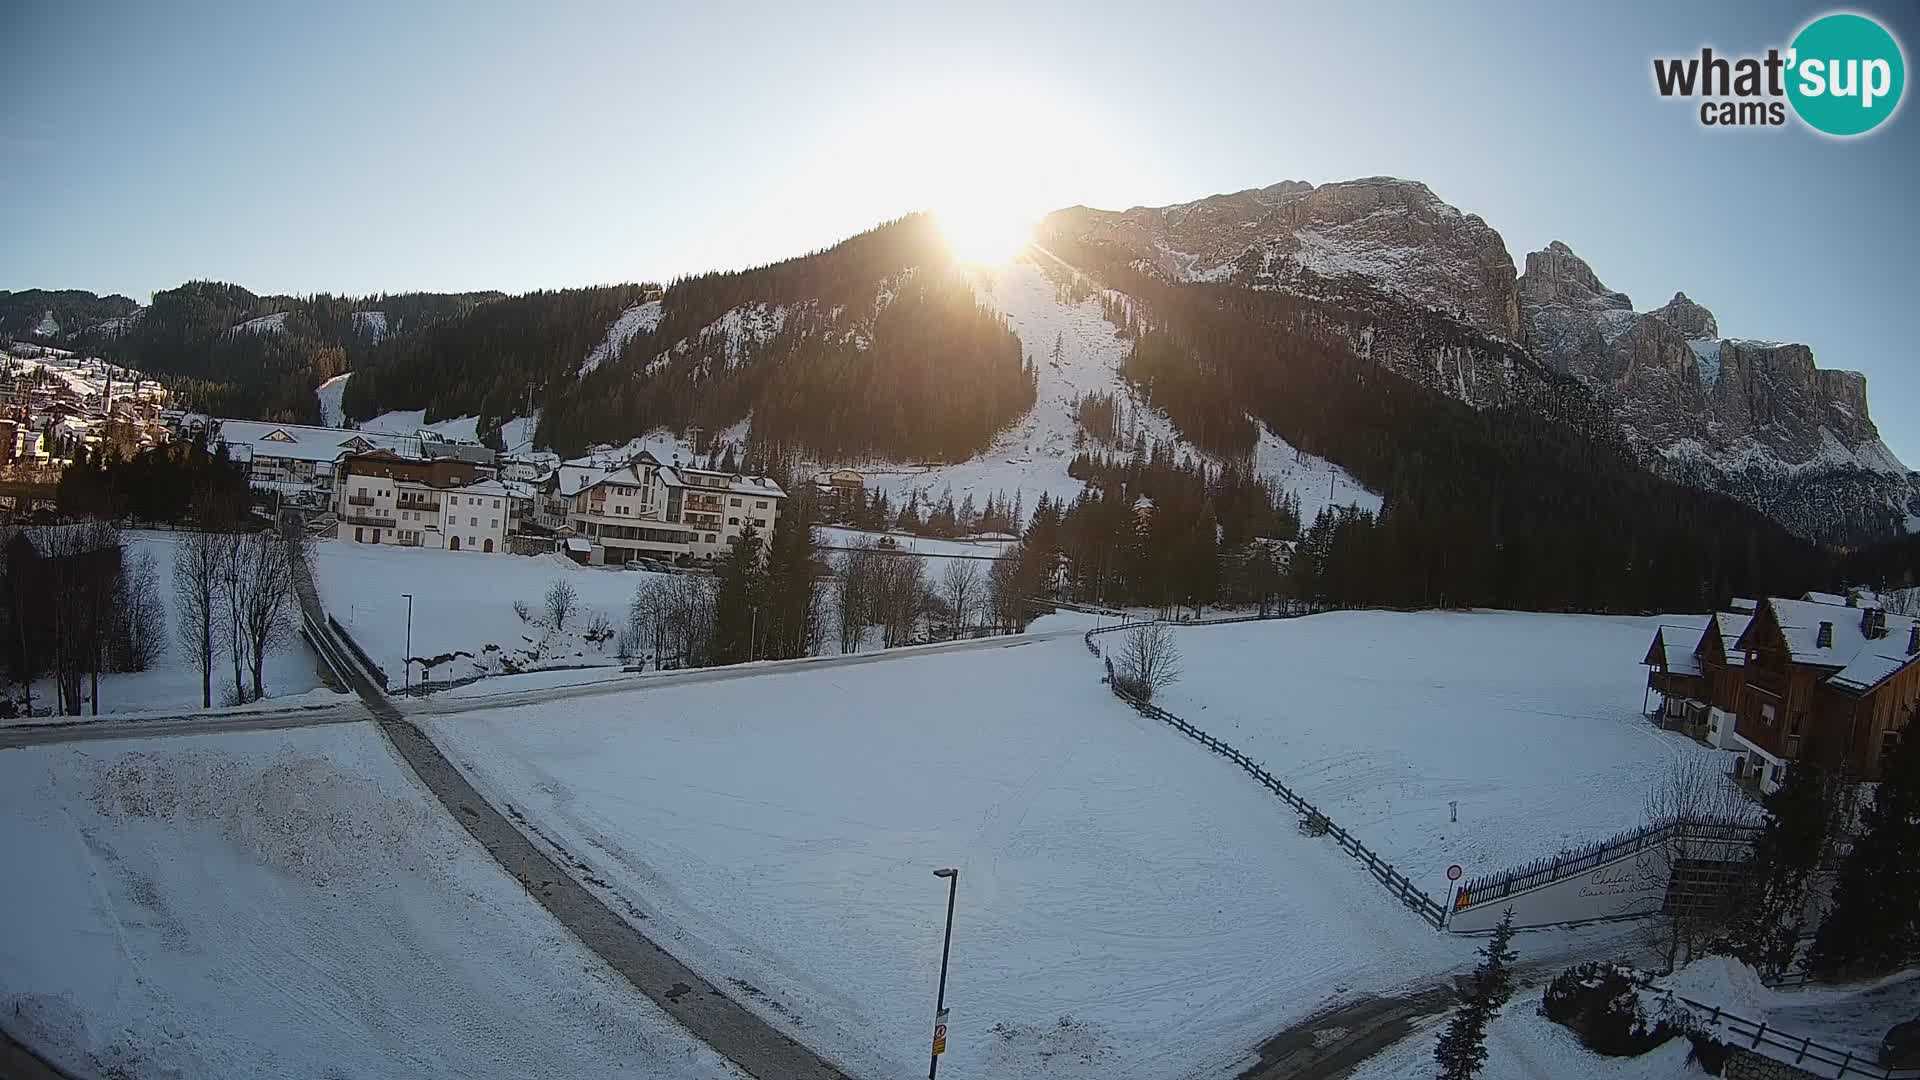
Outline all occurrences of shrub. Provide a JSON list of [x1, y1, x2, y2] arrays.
[[1541, 962, 1682, 1057]]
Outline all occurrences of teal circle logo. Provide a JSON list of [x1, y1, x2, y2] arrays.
[[1787, 13, 1905, 136]]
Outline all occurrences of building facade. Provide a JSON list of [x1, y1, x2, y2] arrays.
[[332, 450, 512, 553], [556, 451, 786, 565], [1645, 592, 1918, 792]]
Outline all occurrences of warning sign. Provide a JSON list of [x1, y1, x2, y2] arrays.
[[931, 1007, 950, 1056]]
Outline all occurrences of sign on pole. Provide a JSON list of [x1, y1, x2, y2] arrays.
[[931, 1007, 949, 1056], [1446, 864, 1463, 882]]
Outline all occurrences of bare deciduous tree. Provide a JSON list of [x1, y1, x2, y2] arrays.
[[173, 527, 227, 709], [875, 554, 928, 648], [835, 541, 881, 654], [236, 531, 295, 701], [115, 550, 168, 672], [630, 574, 717, 669], [1116, 622, 1182, 702], [941, 560, 981, 633], [1641, 755, 1757, 972], [545, 579, 580, 630]]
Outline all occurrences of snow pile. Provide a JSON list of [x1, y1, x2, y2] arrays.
[[1156, 611, 1720, 886], [229, 311, 288, 335], [426, 636, 1464, 1080], [579, 299, 663, 376], [1348, 998, 1699, 1080], [1653, 956, 1773, 1017], [0, 724, 742, 1080], [314, 371, 352, 427]]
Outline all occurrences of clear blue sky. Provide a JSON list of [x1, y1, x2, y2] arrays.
[[5, 0, 1917, 462]]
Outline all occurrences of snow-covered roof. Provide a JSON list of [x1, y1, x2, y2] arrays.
[[215, 419, 419, 464], [655, 465, 786, 499], [1802, 591, 1849, 607], [1727, 597, 1758, 612], [1711, 612, 1752, 668], [1744, 598, 1919, 693], [565, 537, 592, 553], [1655, 625, 1702, 675], [453, 478, 513, 498]]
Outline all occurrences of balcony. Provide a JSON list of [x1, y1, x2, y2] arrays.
[[341, 513, 389, 528], [347, 494, 376, 507], [399, 499, 442, 513]]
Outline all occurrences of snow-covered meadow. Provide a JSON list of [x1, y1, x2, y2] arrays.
[[426, 634, 1469, 1080], [1152, 611, 1720, 892], [0, 723, 741, 1080], [21, 531, 332, 718], [309, 540, 668, 685]]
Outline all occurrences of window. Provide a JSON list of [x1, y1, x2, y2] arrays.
[[468, 536, 477, 548], [754, 518, 767, 528], [728, 517, 739, 526], [493, 499, 500, 509], [705, 534, 717, 544], [730, 497, 741, 507], [1761, 702, 1776, 727], [756, 500, 767, 509], [490, 518, 498, 528], [357, 486, 367, 497], [469, 516, 478, 527]]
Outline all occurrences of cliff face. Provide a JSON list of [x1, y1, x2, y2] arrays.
[[1052, 179, 1916, 544], [1054, 177, 1521, 339], [1516, 241, 1915, 542]]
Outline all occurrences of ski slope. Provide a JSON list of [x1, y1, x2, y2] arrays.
[[314, 371, 351, 427], [1154, 611, 1722, 891], [356, 407, 538, 454], [849, 253, 1379, 525], [0, 723, 741, 1080], [426, 635, 1466, 1080]]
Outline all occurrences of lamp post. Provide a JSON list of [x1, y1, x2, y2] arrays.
[[929, 867, 958, 1079], [401, 593, 413, 691]]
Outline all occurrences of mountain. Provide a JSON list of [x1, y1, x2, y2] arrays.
[[1053, 178, 1915, 545], [0, 289, 140, 340]]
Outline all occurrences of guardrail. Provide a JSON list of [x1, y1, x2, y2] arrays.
[[327, 615, 389, 691], [1085, 618, 1447, 929]]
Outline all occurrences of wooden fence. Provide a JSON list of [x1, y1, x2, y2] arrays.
[[1656, 990, 1919, 1079], [1085, 620, 1448, 929]]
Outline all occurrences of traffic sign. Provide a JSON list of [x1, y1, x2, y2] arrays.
[[1446, 864, 1463, 882], [931, 1007, 950, 1056]]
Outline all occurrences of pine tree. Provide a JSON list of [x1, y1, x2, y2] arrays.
[[761, 494, 819, 660], [1808, 714, 1919, 977], [1725, 747, 1841, 979], [1434, 910, 1518, 1080], [712, 524, 764, 665]]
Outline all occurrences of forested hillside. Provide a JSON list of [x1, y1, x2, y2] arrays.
[[79, 283, 498, 421], [0, 289, 138, 339], [1033, 229, 1834, 612]]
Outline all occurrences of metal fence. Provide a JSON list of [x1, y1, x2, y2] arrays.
[[326, 614, 389, 691], [1453, 817, 1762, 914]]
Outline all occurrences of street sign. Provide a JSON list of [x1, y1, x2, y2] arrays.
[[931, 1007, 949, 1056], [1446, 864, 1463, 882]]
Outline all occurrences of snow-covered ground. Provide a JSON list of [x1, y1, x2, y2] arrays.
[[841, 253, 1379, 526], [313, 371, 351, 426], [310, 540, 664, 684], [356, 407, 538, 454], [1348, 995, 1700, 1080], [1653, 957, 1920, 1069], [0, 722, 741, 1080], [1152, 611, 1720, 892], [580, 299, 664, 376], [0, 346, 169, 409], [21, 531, 331, 717], [228, 311, 288, 336], [426, 635, 1470, 1080]]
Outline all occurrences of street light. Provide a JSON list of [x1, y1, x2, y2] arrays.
[[929, 867, 959, 1079], [400, 593, 413, 691]]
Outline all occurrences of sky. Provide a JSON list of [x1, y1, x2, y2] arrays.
[[4, 0, 1918, 462]]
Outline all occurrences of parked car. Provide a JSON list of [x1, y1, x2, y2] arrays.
[[624, 558, 672, 573]]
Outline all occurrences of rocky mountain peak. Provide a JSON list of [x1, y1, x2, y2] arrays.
[[1516, 242, 1630, 311], [1649, 291, 1718, 340]]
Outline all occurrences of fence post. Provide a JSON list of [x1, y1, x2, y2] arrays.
[[1751, 1021, 1766, 1048]]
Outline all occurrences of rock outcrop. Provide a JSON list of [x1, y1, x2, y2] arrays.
[[1050, 177, 1522, 339]]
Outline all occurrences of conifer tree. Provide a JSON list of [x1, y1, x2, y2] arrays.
[[1434, 910, 1519, 1080], [1725, 746, 1841, 979], [712, 524, 764, 665], [1809, 715, 1919, 977]]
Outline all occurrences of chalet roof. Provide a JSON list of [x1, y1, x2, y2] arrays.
[[1802, 591, 1850, 607], [1654, 625, 1702, 675], [1742, 597, 1920, 695], [1728, 598, 1758, 612], [1710, 612, 1752, 668], [655, 465, 786, 499]]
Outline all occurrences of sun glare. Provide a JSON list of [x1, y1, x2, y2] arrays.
[[934, 203, 1035, 265]]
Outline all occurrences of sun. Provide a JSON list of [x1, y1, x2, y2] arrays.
[[934, 202, 1035, 265]]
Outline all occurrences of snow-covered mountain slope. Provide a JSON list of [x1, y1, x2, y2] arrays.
[[229, 311, 289, 336], [314, 372, 352, 427], [578, 300, 663, 376], [358, 408, 539, 454], [847, 253, 1377, 522], [351, 309, 388, 344], [1, 344, 168, 408]]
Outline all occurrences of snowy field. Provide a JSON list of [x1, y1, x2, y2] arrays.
[[310, 540, 663, 684], [0, 722, 740, 1080], [1152, 611, 1719, 892], [24, 531, 331, 717], [426, 635, 1470, 1080]]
